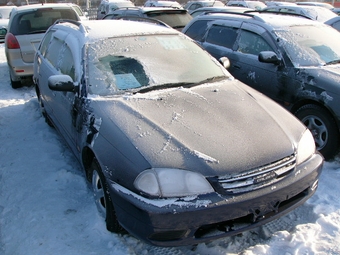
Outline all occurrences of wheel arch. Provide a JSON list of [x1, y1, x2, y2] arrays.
[[82, 146, 96, 182], [290, 98, 340, 133]]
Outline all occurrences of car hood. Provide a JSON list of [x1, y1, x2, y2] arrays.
[[93, 80, 305, 176]]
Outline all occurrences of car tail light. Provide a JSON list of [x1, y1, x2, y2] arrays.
[[5, 33, 20, 49]]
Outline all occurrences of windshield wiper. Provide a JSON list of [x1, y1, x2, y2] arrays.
[[133, 76, 227, 94], [196, 76, 227, 85], [135, 82, 195, 94], [325, 59, 340, 66]]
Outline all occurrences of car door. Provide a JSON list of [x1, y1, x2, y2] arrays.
[[37, 30, 79, 152], [230, 23, 282, 99], [202, 19, 242, 63]]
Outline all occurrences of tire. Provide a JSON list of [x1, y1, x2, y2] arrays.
[[90, 158, 124, 233], [295, 104, 339, 160], [36, 90, 54, 127], [9, 69, 22, 89]]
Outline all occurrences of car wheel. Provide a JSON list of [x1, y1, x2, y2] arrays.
[[90, 158, 124, 233], [36, 89, 54, 127], [295, 104, 339, 160]]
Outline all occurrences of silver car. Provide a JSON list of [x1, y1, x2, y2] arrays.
[[4, 3, 80, 88]]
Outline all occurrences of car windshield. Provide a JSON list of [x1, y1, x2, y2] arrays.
[[87, 34, 228, 96], [275, 24, 340, 67]]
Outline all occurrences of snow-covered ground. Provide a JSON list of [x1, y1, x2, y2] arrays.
[[1, 44, 340, 255]]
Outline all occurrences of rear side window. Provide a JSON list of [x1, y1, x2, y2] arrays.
[[206, 25, 238, 49], [11, 8, 79, 35], [184, 19, 211, 41]]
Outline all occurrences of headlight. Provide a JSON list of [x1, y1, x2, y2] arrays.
[[296, 129, 316, 164], [134, 168, 214, 198]]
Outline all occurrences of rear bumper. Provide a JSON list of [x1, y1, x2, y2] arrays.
[[6, 49, 34, 78], [108, 152, 323, 247]]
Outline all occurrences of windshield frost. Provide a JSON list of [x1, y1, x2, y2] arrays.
[[276, 24, 340, 67], [87, 34, 226, 96]]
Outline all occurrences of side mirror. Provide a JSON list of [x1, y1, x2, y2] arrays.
[[48, 75, 75, 92], [258, 51, 281, 65], [219, 57, 230, 69]]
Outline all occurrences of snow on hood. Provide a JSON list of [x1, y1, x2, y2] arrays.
[[92, 81, 302, 176]]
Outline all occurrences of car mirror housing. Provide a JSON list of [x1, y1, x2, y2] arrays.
[[48, 75, 75, 92], [258, 51, 281, 65]]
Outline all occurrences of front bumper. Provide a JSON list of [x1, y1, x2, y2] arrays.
[[107, 152, 323, 247]]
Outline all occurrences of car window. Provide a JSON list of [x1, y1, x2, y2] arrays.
[[11, 9, 79, 35], [206, 24, 238, 49], [275, 24, 340, 66], [237, 30, 273, 55], [39, 30, 53, 56], [87, 34, 227, 96], [45, 36, 64, 67], [331, 21, 340, 32], [59, 46, 76, 80], [184, 19, 211, 41], [146, 11, 192, 28]]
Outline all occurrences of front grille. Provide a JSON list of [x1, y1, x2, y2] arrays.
[[215, 154, 296, 194]]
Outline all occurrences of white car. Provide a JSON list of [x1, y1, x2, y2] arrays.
[[96, 0, 135, 19], [4, 3, 81, 88]]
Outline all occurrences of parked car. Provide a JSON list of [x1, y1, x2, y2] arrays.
[[262, 5, 337, 22], [265, 1, 297, 7], [70, 3, 89, 20], [296, 1, 334, 10], [184, 0, 226, 12], [96, 0, 135, 19], [102, 7, 192, 31], [226, 0, 267, 10], [325, 15, 340, 31], [0, 5, 14, 19], [190, 6, 252, 17], [183, 12, 340, 160], [0, 6, 15, 43], [4, 3, 81, 88], [144, 0, 183, 9], [33, 18, 323, 247]]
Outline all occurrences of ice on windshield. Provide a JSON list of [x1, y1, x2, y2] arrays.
[[87, 34, 226, 96], [276, 24, 340, 67]]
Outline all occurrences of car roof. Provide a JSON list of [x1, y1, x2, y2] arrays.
[[11, 3, 83, 13], [191, 11, 320, 29], [51, 19, 179, 43], [262, 4, 338, 21], [140, 7, 188, 12]]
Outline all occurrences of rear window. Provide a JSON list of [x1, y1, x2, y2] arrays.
[[146, 11, 192, 28], [10, 8, 79, 35]]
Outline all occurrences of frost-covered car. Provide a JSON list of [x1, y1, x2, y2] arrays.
[[262, 5, 337, 22], [33, 19, 323, 247], [183, 12, 340, 160]]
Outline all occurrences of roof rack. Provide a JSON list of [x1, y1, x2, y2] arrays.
[[202, 9, 312, 22]]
